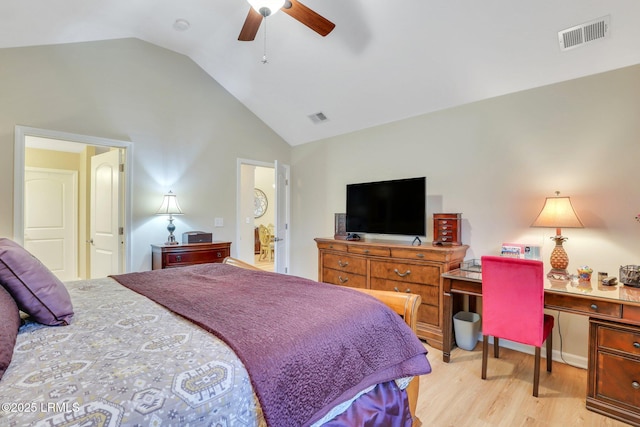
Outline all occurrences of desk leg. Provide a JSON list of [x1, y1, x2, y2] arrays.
[[442, 279, 453, 363]]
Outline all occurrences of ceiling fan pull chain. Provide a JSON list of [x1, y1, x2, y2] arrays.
[[261, 17, 268, 64]]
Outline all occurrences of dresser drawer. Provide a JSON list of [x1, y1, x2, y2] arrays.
[[165, 247, 229, 267], [390, 248, 430, 261], [370, 278, 439, 303], [322, 268, 367, 289], [322, 253, 366, 275], [348, 245, 390, 257], [317, 241, 348, 252], [152, 242, 232, 269], [598, 326, 640, 356], [545, 292, 622, 319], [370, 260, 441, 285], [595, 352, 640, 408]]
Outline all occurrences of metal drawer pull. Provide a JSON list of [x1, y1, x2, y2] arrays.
[[394, 268, 411, 277], [338, 260, 349, 267], [634, 342, 640, 349], [338, 276, 348, 284], [416, 253, 424, 258], [393, 287, 411, 293], [363, 249, 370, 254], [633, 381, 640, 390], [176, 255, 182, 262], [590, 304, 598, 311]]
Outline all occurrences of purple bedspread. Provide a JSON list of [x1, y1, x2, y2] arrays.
[[111, 263, 431, 427]]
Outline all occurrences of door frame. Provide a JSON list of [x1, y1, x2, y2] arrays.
[[236, 158, 290, 274], [13, 125, 133, 273]]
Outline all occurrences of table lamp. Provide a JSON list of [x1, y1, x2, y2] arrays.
[[531, 191, 583, 279], [156, 191, 183, 245]]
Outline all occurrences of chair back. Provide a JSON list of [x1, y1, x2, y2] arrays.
[[258, 224, 271, 246], [481, 256, 546, 347]]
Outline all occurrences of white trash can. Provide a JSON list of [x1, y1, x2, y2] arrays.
[[453, 311, 481, 351]]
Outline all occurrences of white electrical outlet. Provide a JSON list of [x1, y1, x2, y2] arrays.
[[214, 217, 223, 227]]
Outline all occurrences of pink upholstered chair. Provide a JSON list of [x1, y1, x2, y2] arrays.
[[480, 256, 554, 397]]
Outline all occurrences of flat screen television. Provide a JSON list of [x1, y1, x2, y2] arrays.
[[346, 177, 426, 236]]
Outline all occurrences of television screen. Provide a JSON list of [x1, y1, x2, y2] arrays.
[[346, 177, 426, 236]]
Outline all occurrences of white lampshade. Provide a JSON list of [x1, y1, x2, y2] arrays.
[[531, 194, 583, 230], [156, 191, 183, 216], [248, 0, 285, 16]]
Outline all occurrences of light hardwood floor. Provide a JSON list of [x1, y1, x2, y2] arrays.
[[254, 254, 274, 272], [417, 343, 627, 427]]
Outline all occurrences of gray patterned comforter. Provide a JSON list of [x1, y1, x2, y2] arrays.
[[0, 277, 261, 427]]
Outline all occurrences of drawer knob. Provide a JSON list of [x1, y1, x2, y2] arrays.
[[590, 304, 598, 311], [338, 276, 349, 284], [338, 260, 349, 268], [176, 255, 182, 262], [363, 249, 370, 254], [393, 287, 411, 293], [634, 342, 640, 349], [394, 268, 411, 277], [633, 381, 640, 390]]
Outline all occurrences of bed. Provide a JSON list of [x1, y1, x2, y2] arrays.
[[0, 238, 431, 427]]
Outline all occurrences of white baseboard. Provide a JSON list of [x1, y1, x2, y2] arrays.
[[472, 335, 588, 370]]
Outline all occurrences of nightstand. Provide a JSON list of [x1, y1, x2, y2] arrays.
[[151, 242, 232, 270]]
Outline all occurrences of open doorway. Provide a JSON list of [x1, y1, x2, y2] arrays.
[[13, 126, 132, 279], [237, 159, 290, 274]]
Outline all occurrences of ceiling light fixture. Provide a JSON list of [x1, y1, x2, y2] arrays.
[[247, 0, 285, 17]]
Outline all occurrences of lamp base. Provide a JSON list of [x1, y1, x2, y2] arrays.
[[165, 233, 179, 245], [165, 217, 179, 245], [547, 268, 571, 280]]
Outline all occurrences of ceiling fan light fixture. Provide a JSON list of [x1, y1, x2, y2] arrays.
[[248, 0, 285, 17]]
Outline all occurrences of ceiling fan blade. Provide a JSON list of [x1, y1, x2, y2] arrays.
[[282, 0, 335, 37], [238, 8, 263, 41]]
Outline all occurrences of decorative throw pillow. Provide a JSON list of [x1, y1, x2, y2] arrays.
[[0, 285, 21, 380], [0, 238, 73, 326]]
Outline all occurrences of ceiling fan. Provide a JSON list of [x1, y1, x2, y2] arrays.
[[238, 0, 335, 41]]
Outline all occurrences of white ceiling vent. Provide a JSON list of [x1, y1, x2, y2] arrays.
[[308, 112, 329, 124], [558, 15, 610, 51]]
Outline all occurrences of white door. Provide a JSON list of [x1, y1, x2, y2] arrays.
[[274, 161, 290, 274], [90, 150, 121, 278], [24, 168, 78, 281]]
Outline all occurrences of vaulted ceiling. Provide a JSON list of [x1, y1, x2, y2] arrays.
[[2, 1, 639, 146]]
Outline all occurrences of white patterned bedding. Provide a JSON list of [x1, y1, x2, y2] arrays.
[[0, 277, 262, 427]]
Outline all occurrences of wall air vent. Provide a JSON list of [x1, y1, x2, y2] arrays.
[[558, 15, 610, 51], [308, 112, 328, 124]]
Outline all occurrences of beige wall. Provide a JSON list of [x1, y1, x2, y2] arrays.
[[290, 64, 640, 364], [0, 38, 291, 271]]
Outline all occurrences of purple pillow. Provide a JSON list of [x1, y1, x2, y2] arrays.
[[0, 238, 73, 326], [0, 285, 21, 380]]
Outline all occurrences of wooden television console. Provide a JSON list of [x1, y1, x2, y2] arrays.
[[315, 237, 468, 349]]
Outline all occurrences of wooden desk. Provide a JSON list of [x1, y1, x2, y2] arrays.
[[442, 268, 640, 425]]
